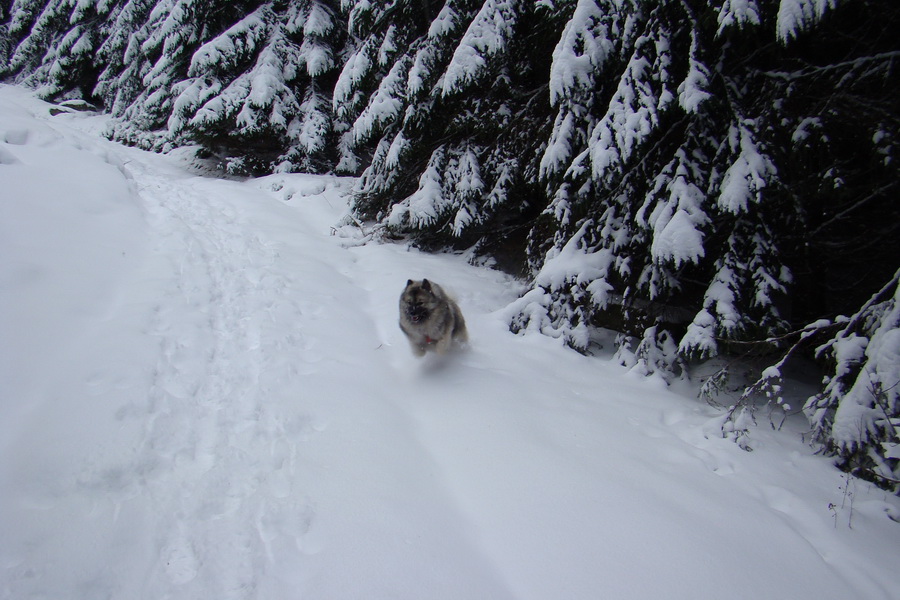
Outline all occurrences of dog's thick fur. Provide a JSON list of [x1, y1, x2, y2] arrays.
[[399, 279, 468, 356]]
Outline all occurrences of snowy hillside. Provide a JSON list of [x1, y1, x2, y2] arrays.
[[1, 85, 898, 599]]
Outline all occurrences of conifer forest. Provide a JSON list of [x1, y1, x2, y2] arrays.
[[2, 0, 898, 490]]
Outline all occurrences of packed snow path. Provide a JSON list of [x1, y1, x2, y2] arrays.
[[2, 86, 899, 599]]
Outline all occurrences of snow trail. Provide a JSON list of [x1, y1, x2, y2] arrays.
[[2, 86, 900, 600], [92, 145, 513, 598], [123, 167, 310, 597]]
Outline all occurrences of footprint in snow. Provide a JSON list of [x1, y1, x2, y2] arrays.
[[163, 537, 200, 585]]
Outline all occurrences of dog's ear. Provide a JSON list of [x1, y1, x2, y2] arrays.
[[422, 279, 431, 291], [407, 279, 414, 287]]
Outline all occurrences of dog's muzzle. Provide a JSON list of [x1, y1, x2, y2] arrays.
[[407, 305, 428, 323]]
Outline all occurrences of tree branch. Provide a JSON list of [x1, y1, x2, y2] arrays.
[[760, 51, 900, 81]]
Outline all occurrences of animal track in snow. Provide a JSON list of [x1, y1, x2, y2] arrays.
[[163, 536, 200, 585]]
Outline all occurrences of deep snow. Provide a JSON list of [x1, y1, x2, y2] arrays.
[[1, 84, 898, 599]]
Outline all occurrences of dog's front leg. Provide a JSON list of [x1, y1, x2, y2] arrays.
[[409, 339, 427, 357], [434, 335, 453, 355]]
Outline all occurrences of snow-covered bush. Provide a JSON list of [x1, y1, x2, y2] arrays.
[[804, 271, 900, 489]]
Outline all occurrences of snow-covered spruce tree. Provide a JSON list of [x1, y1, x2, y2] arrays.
[[94, 0, 158, 121], [2, 0, 346, 172], [714, 0, 900, 484], [285, 0, 343, 172], [509, 0, 899, 475], [0, 3, 10, 69], [101, 0, 326, 168], [511, 1, 738, 367], [2, 1, 56, 81], [97, 0, 214, 145], [1, 0, 265, 145], [167, 0, 344, 174], [804, 271, 900, 490], [2, 0, 118, 99], [338, 0, 562, 256]]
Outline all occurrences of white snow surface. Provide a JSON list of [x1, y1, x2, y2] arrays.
[[1, 85, 899, 599]]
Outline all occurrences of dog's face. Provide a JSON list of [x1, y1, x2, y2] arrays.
[[401, 279, 437, 324]]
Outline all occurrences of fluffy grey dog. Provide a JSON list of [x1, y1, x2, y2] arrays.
[[399, 279, 468, 356]]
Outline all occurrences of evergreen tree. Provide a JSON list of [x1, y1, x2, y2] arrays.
[[0, 3, 9, 68], [340, 0, 563, 261], [2, 0, 344, 171], [4, 0, 112, 98], [508, 0, 898, 486], [514, 2, 702, 353], [167, 1, 343, 173], [804, 270, 900, 489], [110, 0, 220, 136], [94, 0, 158, 121]]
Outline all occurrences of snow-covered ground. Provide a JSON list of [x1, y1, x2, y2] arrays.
[[1, 84, 898, 600]]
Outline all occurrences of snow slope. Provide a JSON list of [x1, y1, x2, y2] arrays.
[[1, 84, 898, 599]]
